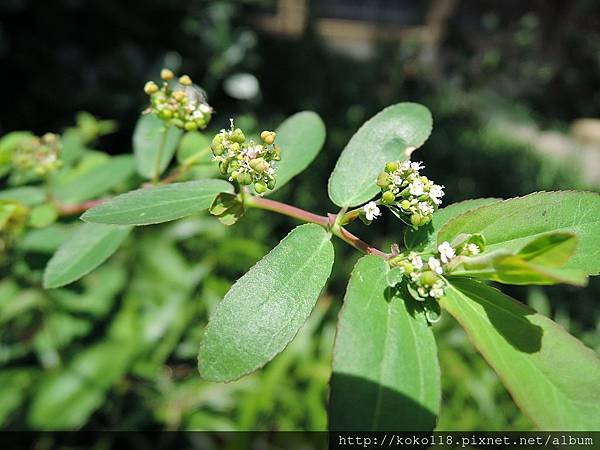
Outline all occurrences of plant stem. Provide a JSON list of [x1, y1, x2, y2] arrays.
[[245, 195, 330, 227], [245, 196, 389, 258]]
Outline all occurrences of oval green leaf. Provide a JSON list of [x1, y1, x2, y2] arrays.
[[438, 192, 600, 275], [176, 131, 211, 165], [51, 155, 135, 204], [441, 279, 600, 430], [404, 198, 501, 252], [198, 223, 334, 382], [81, 179, 233, 226], [133, 114, 183, 179], [43, 223, 132, 289], [267, 111, 326, 193], [329, 256, 440, 431], [328, 103, 433, 207]]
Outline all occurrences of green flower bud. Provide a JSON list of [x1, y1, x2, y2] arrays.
[[382, 191, 396, 204], [230, 142, 241, 153], [238, 172, 252, 185], [219, 161, 229, 175], [249, 158, 267, 173], [377, 172, 390, 188], [229, 160, 240, 170], [185, 122, 198, 132], [212, 144, 224, 156], [420, 271, 439, 286], [172, 118, 184, 129], [267, 179, 276, 190], [400, 200, 411, 211], [385, 161, 399, 173], [231, 128, 245, 143], [254, 181, 267, 194], [230, 170, 239, 180], [411, 214, 423, 226], [158, 109, 173, 120]]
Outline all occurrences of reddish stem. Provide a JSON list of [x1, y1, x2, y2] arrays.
[[58, 198, 107, 215], [246, 195, 330, 227]]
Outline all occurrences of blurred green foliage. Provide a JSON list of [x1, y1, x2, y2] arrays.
[[1, 0, 599, 435]]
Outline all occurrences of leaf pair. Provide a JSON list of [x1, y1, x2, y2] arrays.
[[452, 232, 587, 286]]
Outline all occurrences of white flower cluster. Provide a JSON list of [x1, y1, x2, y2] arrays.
[[377, 160, 445, 227], [211, 121, 280, 194], [390, 241, 457, 300]]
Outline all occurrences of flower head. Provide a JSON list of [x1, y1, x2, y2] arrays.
[[428, 257, 443, 275], [363, 201, 381, 221], [437, 241, 456, 264]]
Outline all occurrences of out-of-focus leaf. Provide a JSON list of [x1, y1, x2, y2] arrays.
[[43, 223, 131, 288], [0, 186, 46, 206], [329, 256, 440, 431], [176, 131, 211, 165], [51, 155, 135, 204], [82, 180, 233, 226], [28, 204, 58, 228], [328, 103, 432, 207], [267, 111, 326, 193], [133, 114, 183, 179], [199, 223, 334, 382], [19, 224, 73, 253]]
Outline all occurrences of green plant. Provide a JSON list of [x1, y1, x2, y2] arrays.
[[1, 69, 600, 432]]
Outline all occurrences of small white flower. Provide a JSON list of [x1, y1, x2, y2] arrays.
[[408, 252, 424, 270], [410, 271, 421, 283], [245, 145, 260, 159], [429, 184, 445, 205], [363, 201, 381, 221], [410, 161, 424, 171], [199, 103, 211, 113], [428, 257, 443, 275], [400, 160, 411, 170], [429, 282, 445, 298], [392, 174, 404, 185], [437, 241, 456, 264], [466, 243, 480, 255], [417, 202, 434, 216], [409, 179, 425, 196]]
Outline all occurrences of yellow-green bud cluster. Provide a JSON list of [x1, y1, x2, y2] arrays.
[[0, 200, 28, 254], [211, 121, 281, 194], [377, 160, 444, 227], [12, 133, 62, 177], [144, 69, 213, 131]]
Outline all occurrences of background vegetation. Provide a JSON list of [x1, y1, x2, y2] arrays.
[[1, 0, 599, 439]]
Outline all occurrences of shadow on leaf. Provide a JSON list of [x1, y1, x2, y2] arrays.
[[328, 373, 436, 431]]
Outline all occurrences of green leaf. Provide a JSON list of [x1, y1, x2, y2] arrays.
[[450, 232, 587, 286], [28, 339, 133, 429], [329, 256, 440, 431], [19, 224, 73, 253], [209, 192, 245, 226], [404, 198, 500, 252], [28, 204, 58, 228], [133, 114, 183, 179], [43, 223, 131, 288], [51, 155, 135, 204], [328, 103, 432, 207], [176, 131, 211, 165], [0, 186, 46, 206], [267, 111, 326, 193], [441, 279, 600, 430], [198, 223, 334, 382], [437, 191, 600, 275], [81, 179, 233, 226]]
